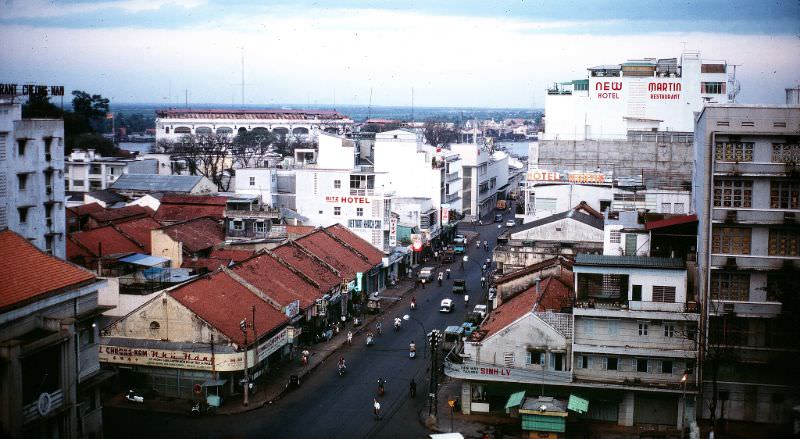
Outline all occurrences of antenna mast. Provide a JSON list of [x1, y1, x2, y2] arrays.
[[367, 88, 373, 121], [241, 47, 245, 106], [411, 87, 414, 123]]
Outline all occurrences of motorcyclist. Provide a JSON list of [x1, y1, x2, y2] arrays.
[[347, 330, 353, 345], [437, 272, 443, 286], [376, 321, 382, 335], [338, 356, 346, 370], [377, 378, 386, 395], [394, 317, 402, 330], [464, 294, 469, 305], [410, 341, 416, 353], [410, 296, 416, 310], [446, 268, 451, 279], [410, 378, 417, 397], [484, 240, 488, 250], [481, 276, 486, 288]]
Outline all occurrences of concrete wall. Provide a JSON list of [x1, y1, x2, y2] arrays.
[[151, 229, 183, 268], [103, 293, 225, 345], [511, 217, 603, 243], [574, 265, 688, 304]]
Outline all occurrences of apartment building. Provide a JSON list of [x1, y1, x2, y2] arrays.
[[0, 102, 66, 258], [693, 104, 800, 428], [65, 149, 157, 193]]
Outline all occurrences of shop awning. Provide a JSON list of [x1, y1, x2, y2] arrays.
[[505, 391, 526, 409], [201, 379, 227, 387]]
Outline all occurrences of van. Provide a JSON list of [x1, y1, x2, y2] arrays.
[[473, 304, 488, 319], [418, 267, 435, 282], [440, 299, 454, 313]]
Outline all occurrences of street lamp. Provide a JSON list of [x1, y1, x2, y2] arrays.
[[239, 318, 250, 407], [681, 370, 689, 437]]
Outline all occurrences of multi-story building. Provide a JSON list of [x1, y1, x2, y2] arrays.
[[65, 149, 157, 193], [449, 140, 508, 221], [155, 108, 354, 144], [0, 229, 109, 439], [537, 51, 732, 177], [0, 102, 66, 258], [693, 103, 800, 429]]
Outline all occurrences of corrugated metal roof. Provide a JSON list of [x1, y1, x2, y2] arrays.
[[111, 174, 204, 193], [574, 254, 684, 269], [119, 253, 170, 267]]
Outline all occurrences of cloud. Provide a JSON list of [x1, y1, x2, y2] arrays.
[[0, 0, 205, 19]]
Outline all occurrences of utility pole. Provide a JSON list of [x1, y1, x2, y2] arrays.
[[251, 305, 258, 375], [428, 329, 441, 418], [240, 318, 249, 406]]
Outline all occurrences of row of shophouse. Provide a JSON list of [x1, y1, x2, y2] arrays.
[[445, 103, 799, 435]]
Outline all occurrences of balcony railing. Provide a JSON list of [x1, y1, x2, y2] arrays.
[[224, 208, 281, 219]]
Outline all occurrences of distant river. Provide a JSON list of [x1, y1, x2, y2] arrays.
[[495, 141, 531, 158], [118, 142, 154, 154]]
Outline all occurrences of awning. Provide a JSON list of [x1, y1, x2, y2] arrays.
[[201, 379, 227, 387], [505, 391, 526, 409]]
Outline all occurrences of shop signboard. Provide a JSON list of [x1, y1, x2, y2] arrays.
[[98, 344, 244, 372]]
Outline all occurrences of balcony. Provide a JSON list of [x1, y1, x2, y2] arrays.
[[714, 161, 795, 176], [712, 208, 799, 224], [709, 300, 782, 318], [447, 172, 460, 183], [710, 254, 800, 270], [224, 207, 281, 220]]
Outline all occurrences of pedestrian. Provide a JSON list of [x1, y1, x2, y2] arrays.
[[347, 331, 353, 345]]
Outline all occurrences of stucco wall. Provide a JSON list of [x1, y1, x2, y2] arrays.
[[151, 229, 182, 268]]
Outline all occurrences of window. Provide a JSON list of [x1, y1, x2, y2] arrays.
[[770, 181, 799, 209], [478, 163, 487, 176], [661, 360, 673, 374], [632, 284, 642, 301], [503, 352, 514, 368], [701, 82, 726, 94], [712, 227, 751, 254], [578, 355, 589, 369], [652, 286, 676, 303], [638, 322, 648, 336], [535, 197, 557, 212], [249, 176, 255, 186], [711, 272, 749, 300], [356, 208, 363, 217], [526, 350, 546, 365], [232, 220, 244, 230], [674, 203, 685, 214], [73, 180, 84, 187], [664, 323, 676, 337], [583, 319, 595, 335], [769, 229, 800, 256], [18, 206, 29, 223], [637, 359, 648, 373], [610, 230, 621, 244], [607, 320, 619, 336], [334, 179, 341, 189], [17, 173, 27, 190], [661, 202, 671, 212], [254, 221, 266, 233], [334, 206, 341, 216], [714, 180, 752, 207], [772, 143, 800, 163], [606, 357, 618, 371], [715, 142, 753, 162], [17, 139, 26, 156]]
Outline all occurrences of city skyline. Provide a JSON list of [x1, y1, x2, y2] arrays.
[[1, 0, 799, 108]]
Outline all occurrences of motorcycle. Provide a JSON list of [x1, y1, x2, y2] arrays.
[[338, 363, 346, 377], [409, 342, 416, 359], [464, 294, 469, 307], [394, 318, 401, 331], [377, 378, 386, 396], [366, 334, 374, 346], [410, 299, 416, 310], [446, 269, 451, 279], [191, 401, 201, 417], [125, 390, 144, 403], [437, 274, 443, 287]]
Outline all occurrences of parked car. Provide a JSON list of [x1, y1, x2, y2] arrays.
[[473, 304, 488, 319], [418, 267, 435, 282], [440, 299, 454, 313], [505, 219, 516, 227], [453, 234, 466, 244]]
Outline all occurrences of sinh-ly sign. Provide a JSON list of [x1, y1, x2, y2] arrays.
[[0, 83, 65, 97]]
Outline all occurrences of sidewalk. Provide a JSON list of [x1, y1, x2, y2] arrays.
[[421, 377, 522, 439], [105, 279, 418, 416]]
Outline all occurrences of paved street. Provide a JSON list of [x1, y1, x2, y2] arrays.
[[104, 214, 512, 439]]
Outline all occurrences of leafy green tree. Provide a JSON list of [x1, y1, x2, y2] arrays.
[[22, 93, 64, 119]]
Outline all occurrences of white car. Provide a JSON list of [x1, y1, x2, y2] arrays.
[[473, 304, 488, 319], [505, 219, 516, 227], [440, 299, 454, 313]]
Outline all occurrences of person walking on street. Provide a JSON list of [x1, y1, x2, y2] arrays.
[[347, 331, 353, 345]]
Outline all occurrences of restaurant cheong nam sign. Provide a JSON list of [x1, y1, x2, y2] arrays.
[[0, 83, 65, 97], [99, 345, 244, 372]]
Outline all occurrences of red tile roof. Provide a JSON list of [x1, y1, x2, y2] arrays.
[[209, 248, 255, 262], [644, 214, 698, 231], [231, 253, 319, 308], [159, 217, 224, 253], [169, 271, 288, 346], [155, 195, 227, 222], [68, 203, 105, 217], [482, 276, 571, 338], [295, 229, 372, 279], [181, 257, 230, 272], [286, 225, 314, 239], [272, 242, 341, 293], [68, 225, 144, 258], [324, 224, 385, 264], [87, 205, 153, 225], [113, 217, 162, 253], [0, 229, 97, 312]]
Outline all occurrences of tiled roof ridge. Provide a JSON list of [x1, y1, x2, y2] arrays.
[[286, 240, 343, 278], [263, 249, 322, 291], [320, 226, 370, 263], [495, 256, 572, 284], [110, 222, 149, 250], [221, 266, 283, 312], [68, 226, 144, 257], [158, 215, 219, 230]]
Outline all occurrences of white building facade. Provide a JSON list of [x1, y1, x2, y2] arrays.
[[449, 141, 508, 220], [543, 52, 731, 141], [65, 149, 157, 193], [0, 102, 66, 258]]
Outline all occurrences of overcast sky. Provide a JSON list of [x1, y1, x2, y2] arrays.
[[1, 0, 798, 108]]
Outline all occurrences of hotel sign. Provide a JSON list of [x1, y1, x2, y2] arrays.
[[594, 81, 622, 99], [325, 195, 370, 204], [527, 169, 607, 184]]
